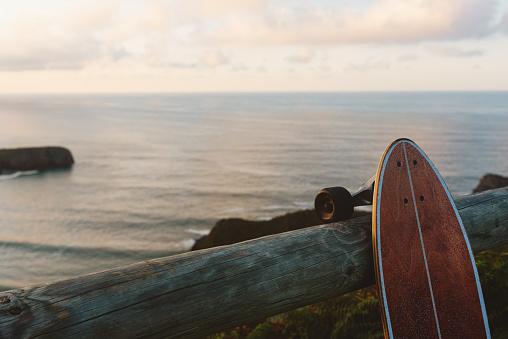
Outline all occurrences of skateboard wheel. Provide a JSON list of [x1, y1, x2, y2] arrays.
[[314, 187, 354, 223]]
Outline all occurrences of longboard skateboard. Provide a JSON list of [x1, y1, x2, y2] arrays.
[[315, 138, 491, 338]]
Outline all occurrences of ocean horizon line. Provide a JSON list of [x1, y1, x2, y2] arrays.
[[1, 90, 507, 97]]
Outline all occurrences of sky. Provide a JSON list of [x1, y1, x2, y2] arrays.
[[1, 0, 508, 93]]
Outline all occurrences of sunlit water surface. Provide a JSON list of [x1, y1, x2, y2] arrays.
[[0, 92, 507, 290]]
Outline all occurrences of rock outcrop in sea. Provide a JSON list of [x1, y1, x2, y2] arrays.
[[191, 173, 508, 251], [0, 147, 74, 174], [473, 173, 508, 193]]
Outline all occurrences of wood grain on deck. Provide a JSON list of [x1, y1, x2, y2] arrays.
[[374, 140, 489, 339]]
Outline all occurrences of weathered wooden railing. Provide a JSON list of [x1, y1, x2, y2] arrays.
[[0, 188, 507, 338]]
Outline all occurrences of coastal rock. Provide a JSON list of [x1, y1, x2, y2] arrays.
[[473, 174, 508, 193], [192, 172, 508, 251], [191, 209, 369, 251], [0, 147, 74, 173]]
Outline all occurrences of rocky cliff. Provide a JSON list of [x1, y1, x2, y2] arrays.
[[191, 209, 370, 251], [191, 173, 508, 251]]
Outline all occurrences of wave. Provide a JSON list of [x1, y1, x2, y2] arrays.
[[0, 239, 190, 261], [186, 228, 210, 236], [256, 216, 273, 221], [0, 170, 39, 180], [0, 238, 195, 292], [217, 162, 274, 176], [220, 201, 315, 216], [293, 201, 314, 208], [220, 207, 250, 214]]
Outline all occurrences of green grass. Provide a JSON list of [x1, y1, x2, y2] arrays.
[[209, 244, 508, 339]]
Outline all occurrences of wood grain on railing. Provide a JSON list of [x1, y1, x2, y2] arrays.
[[0, 188, 507, 338]]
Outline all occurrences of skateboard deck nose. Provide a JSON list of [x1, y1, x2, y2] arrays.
[[373, 139, 490, 339]]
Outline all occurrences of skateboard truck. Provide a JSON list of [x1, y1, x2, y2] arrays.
[[314, 175, 375, 223]]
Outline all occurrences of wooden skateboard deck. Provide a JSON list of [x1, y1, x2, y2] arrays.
[[372, 139, 490, 338]]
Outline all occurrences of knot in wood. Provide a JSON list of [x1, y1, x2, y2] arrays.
[[8, 306, 23, 315], [0, 295, 12, 305], [345, 266, 356, 276], [0, 294, 23, 315]]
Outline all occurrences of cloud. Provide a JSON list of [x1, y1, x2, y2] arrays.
[[197, 0, 497, 46], [0, 0, 504, 73], [169, 62, 198, 69], [150, 50, 230, 69], [231, 63, 251, 72], [286, 47, 315, 63], [428, 46, 483, 58], [500, 11, 508, 34], [320, 65, 332, 73], [310, 64, 333, 73], [199, 50, 230, 67], [0, 13, 126, 71], [137, 1, 172, 32], [0, 0, 167, 71], [398, 54, 419, 62], [344, 58, 390, 72], [179, 0, 267, 17]]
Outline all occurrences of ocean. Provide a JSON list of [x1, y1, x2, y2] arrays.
[[0, 92, 507, 291]]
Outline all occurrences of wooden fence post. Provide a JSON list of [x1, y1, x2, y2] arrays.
[[0, 188, 507, 338]]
